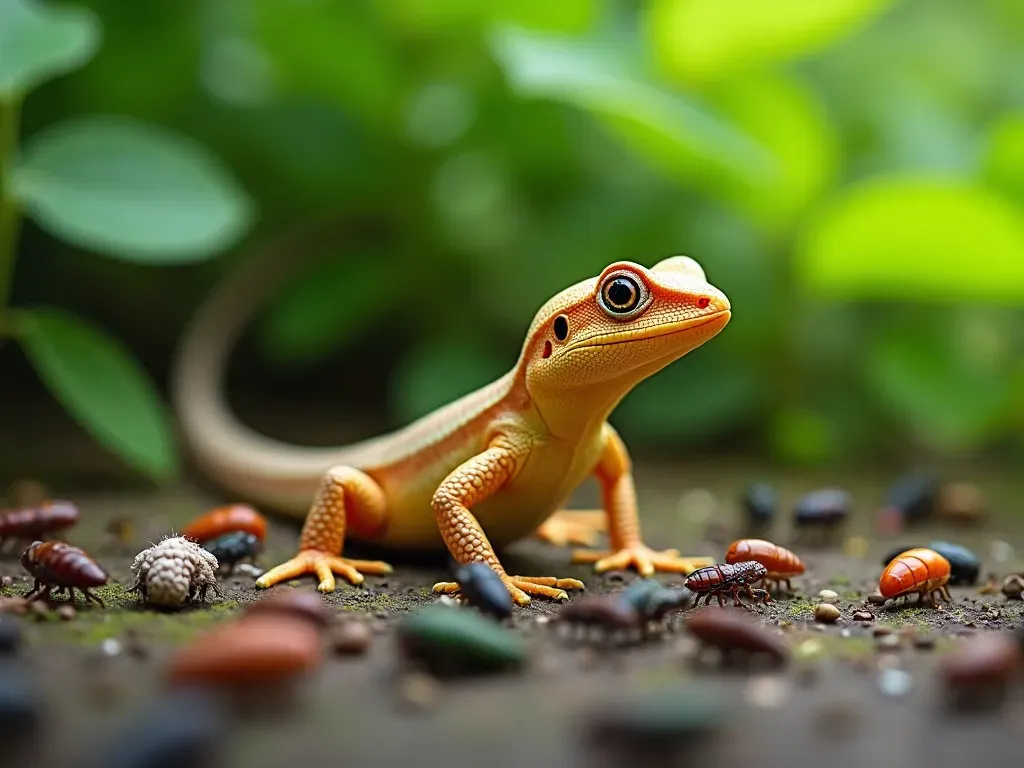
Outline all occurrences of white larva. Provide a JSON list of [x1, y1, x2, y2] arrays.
[[129, 536, 222, 609]]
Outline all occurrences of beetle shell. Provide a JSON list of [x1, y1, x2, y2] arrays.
[[882, 541, 979, 587], [883, 474, 938, 523], [202, 531, 262, 570], [453, 563, 513, 620], [0, 501, 79, 541], [685, 562, 767, 593], [879, 548, 951, 604], [20, 540, 108, 606], [725, 539, 804, 579], [793, 489, 852, 524], [180, 505, 267, 544]]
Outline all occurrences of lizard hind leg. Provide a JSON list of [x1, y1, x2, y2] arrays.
[[533, 510, 607, 548], [255, 466, 393, 593]]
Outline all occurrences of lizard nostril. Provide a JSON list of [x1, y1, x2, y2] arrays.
[[697, 297, 711, 309]]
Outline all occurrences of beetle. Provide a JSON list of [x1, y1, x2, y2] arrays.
[[725, 539, 805, 593], [741, 482, 776, 534], [20, 541, 108, 607], [792, 489, 851, 545], [878, 547, 952, 608], [0, 501, 79, 552], [881, 540, 979, 587], [684, 562, 771, 608], [452, 562, 513, 621], [883, 473, 938, 523], [201, 531, 262, 574], [180, 504, 267, 544]]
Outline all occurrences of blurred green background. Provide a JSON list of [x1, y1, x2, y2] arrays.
[[2, 0, 1023, 484]]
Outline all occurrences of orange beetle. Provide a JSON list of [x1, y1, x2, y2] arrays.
[[725, 539, 805, 592], [878, 547, 952, 607], [180, 504, 267, 544]]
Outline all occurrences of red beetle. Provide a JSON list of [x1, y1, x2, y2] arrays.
[[725, 539, 805, 592], [21, 540, 108, 607], [879, 547, 951, 607], [684, 562, 771, 608], [180, 504, 267, 544]]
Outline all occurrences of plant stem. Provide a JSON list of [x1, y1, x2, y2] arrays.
[[0, 94, 23, 332]]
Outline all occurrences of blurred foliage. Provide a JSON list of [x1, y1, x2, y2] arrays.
[[3, 0, 1024, 475]]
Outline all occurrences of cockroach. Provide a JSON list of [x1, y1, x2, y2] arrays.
[[684, 562, 771, 609], [0, 501, 79, 552], [20, 541, 107, 607], [202, 531, 262, 574], [878, 547, 952, 608], [725, 539, 805, 592], [180, 504, 266, 544]]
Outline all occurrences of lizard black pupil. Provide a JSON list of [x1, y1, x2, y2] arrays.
[[553, 315, 569, 341], [605, 278, 637, 311]]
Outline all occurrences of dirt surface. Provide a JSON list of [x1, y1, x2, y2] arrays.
[[2, 461, 1024, 768]]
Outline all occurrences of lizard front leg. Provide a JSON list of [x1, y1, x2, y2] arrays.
[[571, 424, 714, 576], [255, 466, 393, 592], [430, 438, 584, 606]]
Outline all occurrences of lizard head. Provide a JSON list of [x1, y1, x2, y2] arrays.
[[520, 256, 731, 436]]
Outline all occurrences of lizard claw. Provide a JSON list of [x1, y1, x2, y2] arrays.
[[433, 574, 584, 606], [571, 545, 714, 577], [256, 549, 392, 593]]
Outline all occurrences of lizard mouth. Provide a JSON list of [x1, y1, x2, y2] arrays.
[[566, 310, 731, 353]]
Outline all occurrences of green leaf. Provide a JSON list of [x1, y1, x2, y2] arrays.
[[389, 336, 509, 425], [864, 321, 1014, 453], [981, 113, 1024, 205], [795, 175, 1024, 303], [488, 26, 778, 192], [386, 0, 596, 33], [10, 115, 253, 263], [256, 255, 400, 367], [16, 307, 178, 480], [0, 0, 100, 98], [646, 0, 894, 86]]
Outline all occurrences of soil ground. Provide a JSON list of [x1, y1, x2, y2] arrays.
[[3, 460, 1024, 768]]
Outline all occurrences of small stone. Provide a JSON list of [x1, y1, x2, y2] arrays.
[[535, 615, 551, 626], [397, 672, 440, 711], [233, 563, 264, 578], [56, 605, 75, 622], [876, 634, 901, 652], [794, 639, 824, 661], [27, 601, 48, 620], [330, 621, 372, 655], [0, 617, 22, 654], [818, 590, 839, 601], [744, 675, 790, 709], [877, 668, 912, 697], [101, 639, 123, 657], [0, 598, 27, 616], [0, 577, 13, 589], [1000, 574, 1024, 600], [814, 603, 841, 623], [866, 592, 887, 606], [913, 634, 936, 650], [872, 625, 892, 637], [852, 611, 874, 623]]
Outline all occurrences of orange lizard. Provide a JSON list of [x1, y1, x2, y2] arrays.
[[172, 255, 731, 605]]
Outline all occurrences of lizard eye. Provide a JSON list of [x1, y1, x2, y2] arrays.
[[553, 315, 569, 341], [598, 272, 649, 319]]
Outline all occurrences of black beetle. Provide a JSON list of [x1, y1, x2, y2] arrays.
[[453, 562, 513, 620], [201, 531, 261, 573], [883, 473, 939, 524], [742, 482, 776, 528], [881, 541, 980, 586], [794, 489, 852, 524]]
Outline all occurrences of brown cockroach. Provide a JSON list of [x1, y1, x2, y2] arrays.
[[0, 500, 79, 552], [684, 561, 772, 609], [21, 541, 108, 607]]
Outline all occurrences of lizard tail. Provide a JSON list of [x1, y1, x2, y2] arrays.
[[171, 234, 353, 513]]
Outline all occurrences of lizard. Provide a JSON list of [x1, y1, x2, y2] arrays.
[[171, 253, 731, 605]]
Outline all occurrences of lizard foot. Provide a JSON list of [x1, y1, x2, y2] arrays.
[[255, 549, 393, 593], [534, 510, 607, 547], [433, 574, 584, 607], [571, 545, 714, 577]]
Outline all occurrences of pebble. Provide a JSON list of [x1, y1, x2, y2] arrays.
[[0, 576, 13, 589], [685, 609, 789, 666], [876, 634, 901, 652], [397, 672, 441, 711], [744, 675, 790, 709], [27, 601, 48, 619], [330, 621, 372, 655], [56, 605, 75, 621], [818, 590, 839, 601], [793, 639, 824, 661], [852, 611, 874, 623], [0, 597, 27, 616], [866, 592, 887, 606], [233, 563, 264, 578], [397, 605, 525, 677], [0, 616, 22, 654], [877, 668, 912, 697], [872, 625, 892, 637], [1000, 574, 1024, 600], [99, 686, 228, 768], [814, 604, 841, 623], [102, 638, 124, 657], [167, 615, 322, 687], [913, 634, 936, 651], [243, 590, 332, 630], [453, 563, 513, 620]]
